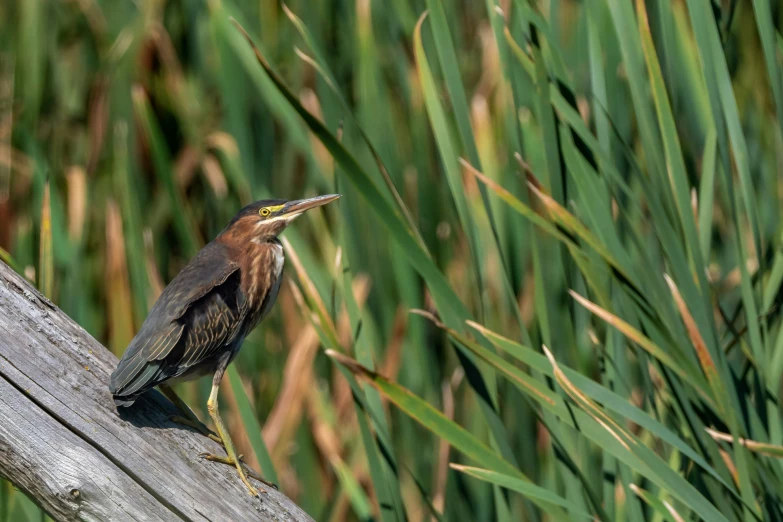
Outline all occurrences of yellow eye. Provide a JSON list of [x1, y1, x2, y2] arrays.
[[259, 208, 271, 217]]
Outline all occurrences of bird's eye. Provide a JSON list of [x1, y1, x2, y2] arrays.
[[259, 208, 271, 217]]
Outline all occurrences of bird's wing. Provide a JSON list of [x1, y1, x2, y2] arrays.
[[172, 272, 247, 369], [109, 242, 242, 399]]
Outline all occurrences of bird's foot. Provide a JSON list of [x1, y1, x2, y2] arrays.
[[199, 452, 278, 495], [169, 415, 223, 445]]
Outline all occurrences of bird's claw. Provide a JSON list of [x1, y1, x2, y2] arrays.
[[199, 452, 260, 496], [198, 452, 278, 491], [198, 451, 244, 462]]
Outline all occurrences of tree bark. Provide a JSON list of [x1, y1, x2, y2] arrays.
[[0, 260, 314, 522]]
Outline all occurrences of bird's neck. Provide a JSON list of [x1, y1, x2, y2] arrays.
[[238, 238, 284, 313]]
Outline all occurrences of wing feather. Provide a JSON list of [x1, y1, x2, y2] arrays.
[[110, 242, 241, 404], [175, 276, 245, 369], [109, 323, 183, 396]]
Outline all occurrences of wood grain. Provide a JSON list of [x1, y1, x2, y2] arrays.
[[0, 260, 314, 522]]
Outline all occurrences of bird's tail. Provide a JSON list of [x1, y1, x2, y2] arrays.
[[113, 395, 137, 408]]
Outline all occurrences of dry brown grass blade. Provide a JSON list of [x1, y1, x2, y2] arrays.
[[0, 52, 13, 231], [379, 307, 407, 381], [542, 345, 632, 452], [337, 273, 371, 346], [0, 53, 13, 144], [262, 325, 320, 452], [663, 274, 725, 416], [326, 349, 376, 379], [664, 500, 687, 522], [705, 427, 783, 457], [105, 199, 135, 354], [569, 290, 679, 366], [200, 153, 228, 199], [0, 142, 32, 174], [265, 274, 372, 453], [307, 383, 374, 518], [286, 277, 352, 426], [282, 236, 340, 345], [205, 131, 251, 205], [288, 278, 318, 328], [459, 157, 517, 206], [143, 228, 165, 303], [174, 145, 202, 187], [410, 308, 447, 330], [335, 275, 373, 419], [66, 166, 87, 242], [205, 131, 240, 157], [432, 369, 462, 519], [86, 77, 108, 175], [306, 391, 340, 494], [299, 87, 334, 178], [420, 312, 560, 413], [38, 180, 53, 299], [630, 484, 686, 522], [221, 373, 261, 475], [717, 446, 740, 488]]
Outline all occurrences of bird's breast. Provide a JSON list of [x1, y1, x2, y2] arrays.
[[241, 241, 285, 328]]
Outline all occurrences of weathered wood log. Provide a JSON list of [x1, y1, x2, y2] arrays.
[[0, 260, 314, 521]]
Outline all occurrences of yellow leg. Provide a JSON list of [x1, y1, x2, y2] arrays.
[[160, 384, 222, 445], [202, 380, 262, 497]]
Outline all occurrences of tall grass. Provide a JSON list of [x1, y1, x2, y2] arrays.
[[2, 0, 783, 521]]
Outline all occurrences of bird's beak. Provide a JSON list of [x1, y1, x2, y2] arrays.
[[280, 194, 341, 220]]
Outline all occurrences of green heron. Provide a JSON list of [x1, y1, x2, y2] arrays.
[[109, 194, 340, 496]]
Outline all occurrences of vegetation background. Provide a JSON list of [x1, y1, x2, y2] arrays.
[[1, 0, 783, 520]]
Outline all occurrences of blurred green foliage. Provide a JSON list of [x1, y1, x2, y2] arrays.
[[3, 0, 783, 521]]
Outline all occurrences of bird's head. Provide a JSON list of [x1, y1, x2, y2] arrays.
[[220, 194, 341, 242]]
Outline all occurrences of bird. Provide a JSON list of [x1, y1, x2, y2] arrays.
[[109, 194, 341, 496]]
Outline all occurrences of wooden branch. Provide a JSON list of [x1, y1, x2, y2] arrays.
[[0, 261, 314, 522]]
